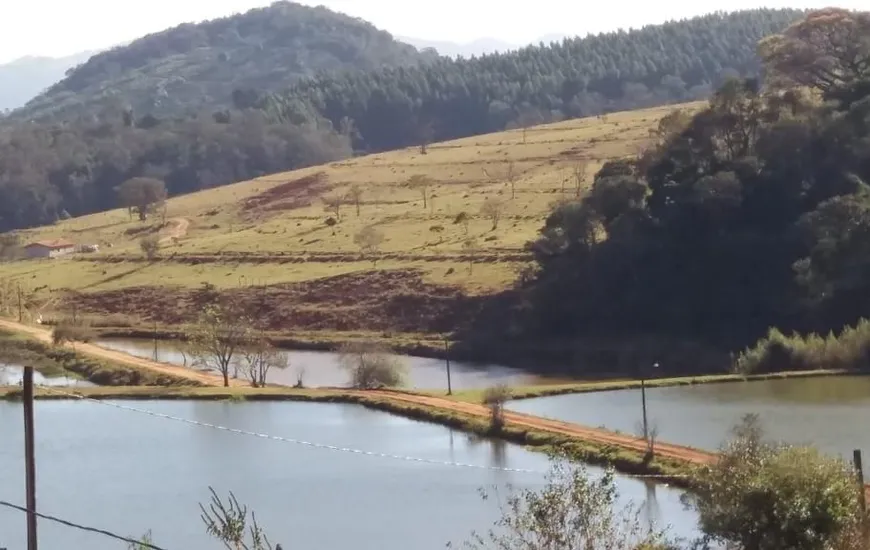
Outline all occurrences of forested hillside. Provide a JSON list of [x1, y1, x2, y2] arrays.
[[0, 8, 804, 233], [261, 9, 803, 152], [456, 8, 870, 373], [13, 1, 432, 121]]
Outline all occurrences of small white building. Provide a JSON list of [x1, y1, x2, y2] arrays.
[[23, 239, 76, 259]]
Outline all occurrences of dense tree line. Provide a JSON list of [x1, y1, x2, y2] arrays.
[[14, 1, 432, 122], [0, 110, 350, 231], [467, 9, 870, 373], [260, 9, 804, 153]]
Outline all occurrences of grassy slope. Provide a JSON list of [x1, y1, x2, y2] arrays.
[[1, 103, 703, 336]]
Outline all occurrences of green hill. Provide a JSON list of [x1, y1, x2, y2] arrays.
[[13, 1, 433, 122]]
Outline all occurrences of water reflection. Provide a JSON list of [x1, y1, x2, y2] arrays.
[[95, 337, 547, 390], [0, 365, 95, 387], [0, 400, 700, 550], [509, 376, 870, 458]]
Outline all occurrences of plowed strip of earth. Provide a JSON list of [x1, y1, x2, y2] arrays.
[[0, 318, 236, 387], [363, 390, 715, 465]]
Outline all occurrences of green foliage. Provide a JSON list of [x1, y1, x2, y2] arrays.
[[736, 320, 870, 374], [689, 415, 861, 550], [200, 487, 276, 550], [264, 9, 803, 152], [457, 456, 673, 550], [117, 177, 166, 221], [189, 303, 253, 387], [482, 384, 512, 433], [464, 10, 870, 374], [15, 2, 430, 122], [337, 341, 406, 389]]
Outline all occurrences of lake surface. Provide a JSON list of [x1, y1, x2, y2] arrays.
[[0, 365, 95, 388], [509, 376, 870, 459], [95, 338, 547, 390], [0, 401, 700, 549]]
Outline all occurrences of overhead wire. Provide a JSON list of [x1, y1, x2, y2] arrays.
[[0, 499, 170, 550], [39, 387, 689, 479]]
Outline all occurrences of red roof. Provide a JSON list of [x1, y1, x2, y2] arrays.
[[25, 239, 75, 250]]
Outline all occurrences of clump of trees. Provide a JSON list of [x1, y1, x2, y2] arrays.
[[689, 414, 865, 550], [338, 341, 406, 389], [465, 8, 870, 376]]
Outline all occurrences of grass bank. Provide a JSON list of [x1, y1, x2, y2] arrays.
[[0, 330, 198, 387], [0, 384, 696, 487], [449, 369, 853, 403]]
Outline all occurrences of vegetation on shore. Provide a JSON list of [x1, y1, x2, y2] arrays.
[[0, 330, 197, 386]]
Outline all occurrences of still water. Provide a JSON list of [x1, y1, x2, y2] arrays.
[[95, 338, 547, 390], [0, 365, 95, 387], [509, 376, 870, 459], [0, 401, 700, 549]]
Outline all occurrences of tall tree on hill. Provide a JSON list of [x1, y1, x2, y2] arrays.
[[116, 177, 167, 221]]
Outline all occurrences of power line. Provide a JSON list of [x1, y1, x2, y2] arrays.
[[0, 499, 169, 550], [41, 388, 689, 480]]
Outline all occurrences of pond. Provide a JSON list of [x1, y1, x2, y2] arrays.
[[0, 401, 700, 549], [94, 338, 551, 390], [508, 376, 870, 459], [0, 365, 96, 388]]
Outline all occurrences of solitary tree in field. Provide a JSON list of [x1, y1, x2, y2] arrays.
[[116, 177, 167, 221], [354, 225, 385, 266], [454, 211, 471, 235], [504, 161, 518, 199], [322, 195, 344, 222], [572, 160, 589, 198], [480, 197, 505, 230], [189, 303, 251, 387], [482, 384, 511, 433], [139, 236, 160, 260], [407, 174, 435, 210], [346, 184, 364, 217], [338, 341, 406, 389], [462, 236, 479, 274]]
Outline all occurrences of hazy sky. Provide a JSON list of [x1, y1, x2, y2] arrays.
[[0, 0, 865, 63]]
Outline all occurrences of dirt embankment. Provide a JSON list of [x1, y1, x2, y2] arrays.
[[63, 269, 482, 334], [0, 318, 232, 387]]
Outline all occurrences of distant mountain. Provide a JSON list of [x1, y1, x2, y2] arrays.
[[398, 36, 519, 58], [0, 51, 95, 111], [12, 1, 436, 122]]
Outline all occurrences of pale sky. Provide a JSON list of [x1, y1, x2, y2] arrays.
[[0, 0, 865, 64]]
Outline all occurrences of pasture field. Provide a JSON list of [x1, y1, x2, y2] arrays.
[[1, 102, 703, 335]]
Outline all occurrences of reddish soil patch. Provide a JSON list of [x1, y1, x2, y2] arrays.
[[62, 269, 483, 334], [243, 172, 330, 214]]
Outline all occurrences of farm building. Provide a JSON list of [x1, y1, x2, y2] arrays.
[[23, 239, 76, 259]]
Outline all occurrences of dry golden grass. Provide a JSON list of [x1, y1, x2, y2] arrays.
[[3, 102, 703, 299]]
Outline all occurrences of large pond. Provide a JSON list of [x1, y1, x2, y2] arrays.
[[0, 401, 700, 549], [95, 338, 550, 390], [509, 376, 870, 459], [0, 365, 95, 388]]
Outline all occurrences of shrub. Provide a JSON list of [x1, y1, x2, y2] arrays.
[[482, 384, 512, 433], [140, 235, 160, 260], [736, 320, 870, 374], [338, 341, 406, 389], [51, 319, 96, 346]]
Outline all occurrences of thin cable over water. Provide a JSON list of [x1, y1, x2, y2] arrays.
[[0, 499, 169, 550], [41, 388, 689, 479]]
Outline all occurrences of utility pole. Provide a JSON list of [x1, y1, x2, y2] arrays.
[[443, 336, 452, 396], [153, 319, 158, 362], [641, 362, 659, 445], [23, 366, 38, 550], [17, 283, 22, 323], [854, 449, 867, 541]]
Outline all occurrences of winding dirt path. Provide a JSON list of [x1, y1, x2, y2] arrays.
[[159, 217, 190, 244], [0, 318, 230, 387]]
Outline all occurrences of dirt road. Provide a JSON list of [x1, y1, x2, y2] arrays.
[[0, 318, 230, 387], [159, 217, 190, 244], [365, 390, 716, 465]]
